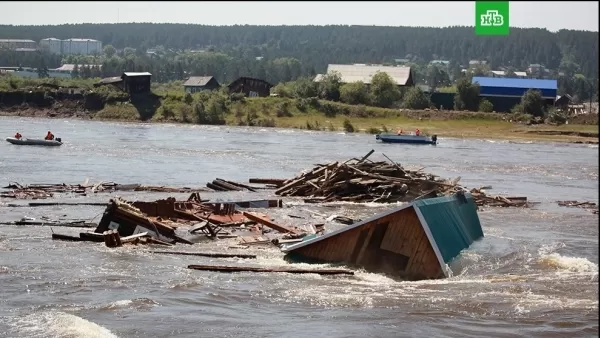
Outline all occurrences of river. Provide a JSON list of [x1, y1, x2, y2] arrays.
[[0, 116, 598, 338]]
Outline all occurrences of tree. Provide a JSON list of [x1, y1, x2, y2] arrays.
[[103, 44, 116, 58], [453, 77, 480, 111], [401, 87, 431, 109], [520, 89, 545, 117], [370, 72, 401, 108], [71, 63, 80, 78], [37, 58, 49, 78], [340, 81, 370, 105], [318, 71, 342, 101], [291, 76, 318, 98]]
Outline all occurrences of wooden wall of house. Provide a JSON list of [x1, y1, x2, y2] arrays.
[[228, 78, 272, 97], [287, 207, 444, 280]]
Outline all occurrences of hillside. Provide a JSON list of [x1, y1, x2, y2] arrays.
[[0, 24, 597, 78]]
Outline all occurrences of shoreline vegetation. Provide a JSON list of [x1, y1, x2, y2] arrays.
[[0, 76, 598, 144]]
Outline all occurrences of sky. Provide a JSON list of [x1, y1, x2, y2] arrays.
[[0, 1, 598, 32]]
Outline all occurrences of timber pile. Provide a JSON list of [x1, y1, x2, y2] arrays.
[[0, 182, 210, 199], [272, 150, 530, 207]]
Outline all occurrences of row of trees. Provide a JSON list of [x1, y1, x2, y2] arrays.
[[271, 71, 432, 110], [0, 24, 597, 77]]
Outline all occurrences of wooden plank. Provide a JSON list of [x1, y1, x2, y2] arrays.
[[248, 178, 286, 187], [149, 251, 256, 259], [120, 232, 149, 243], [188, 264, 354, 275], [242, 212, 302, 235]]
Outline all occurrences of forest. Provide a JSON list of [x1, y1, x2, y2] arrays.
[[0, 24, 598, 101]]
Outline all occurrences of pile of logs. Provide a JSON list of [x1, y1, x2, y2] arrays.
[[272, 150, 530, 207]]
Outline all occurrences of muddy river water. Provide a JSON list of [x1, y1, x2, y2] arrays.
[[0, 116, 598, 338]]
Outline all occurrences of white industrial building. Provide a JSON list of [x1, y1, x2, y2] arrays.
[[40, 38, 103, 55], [0, 39, 37, 50]]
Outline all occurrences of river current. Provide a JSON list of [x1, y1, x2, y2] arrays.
[[0, 116, 598, 338]]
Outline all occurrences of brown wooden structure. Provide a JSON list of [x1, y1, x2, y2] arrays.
[[227, 77, 273, 97], [283, 192, 484, 281]]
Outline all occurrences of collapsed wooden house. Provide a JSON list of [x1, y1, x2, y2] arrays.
[[282, 191, 484, 281]]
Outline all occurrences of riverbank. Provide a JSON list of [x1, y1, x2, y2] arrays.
[[1, 96, 597, 144]]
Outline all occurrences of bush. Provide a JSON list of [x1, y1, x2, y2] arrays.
[[366, 127, 381, 134], [276, 101, 293, 117], [321, 102, 338, 117], [521, 89, 545, 117], [295, 98, 309, 112], [478, 99, 494, 112], [349, 104, 369, 117], [340, 81, 371, 105], [258, 117, 276, 127], [401, 87, 431, 109], [343, 118, 355, 133], [292, 77, 319, 99], [547, 110, 567, 125]]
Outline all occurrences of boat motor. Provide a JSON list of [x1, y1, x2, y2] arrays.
[[56, 137, 62, 143], [431, 135, 437, 144]]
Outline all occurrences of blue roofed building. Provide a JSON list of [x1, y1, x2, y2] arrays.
[[471, 77, 558, 112]]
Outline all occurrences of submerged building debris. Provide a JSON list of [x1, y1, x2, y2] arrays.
[[282, 191, 484, 281], [4, 151, 571, 280]]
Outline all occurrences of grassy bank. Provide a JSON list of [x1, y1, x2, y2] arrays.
[[51, 94, 600, 144], [0, 75, 597, 144]]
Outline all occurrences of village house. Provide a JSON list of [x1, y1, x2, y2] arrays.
[[313, 64, 415, 87], [227, 77, 273, 97], [182, 76, 220, 94]]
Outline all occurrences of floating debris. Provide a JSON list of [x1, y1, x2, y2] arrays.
[[1, 181, 211, 200], [557, 200, 599, 214]]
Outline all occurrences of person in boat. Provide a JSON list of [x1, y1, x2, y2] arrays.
[[396, 129, 403, 135], [14, 132, 22, 139], [44, 131, 55, 140], [415, 128, 421, 136]]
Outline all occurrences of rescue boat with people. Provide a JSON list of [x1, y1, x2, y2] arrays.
[[375, 131, 438, 145], [5, 137, 63, 146]]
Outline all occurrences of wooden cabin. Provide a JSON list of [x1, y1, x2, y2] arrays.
[[283, 191, 484, 281], [227, 77, 273, 97]]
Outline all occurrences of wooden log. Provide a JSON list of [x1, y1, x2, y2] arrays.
[[149, 251, 256, 259], [187, 264, 354, 275], [79, 232, 105, 242], [275, 162, 338, 195], [103, 230, 116, 248], [357, 149, 375, 163], [242, 212, 302, 235], [216, 178, 258, 192], [27, 202, 108, 207], [248, 178, 286, 187], [113, 229, 123, 247], [52, 233, 84, 241], [212, 179, 243, 191], [206, 182, 228, 191]]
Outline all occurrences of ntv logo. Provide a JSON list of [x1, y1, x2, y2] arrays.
[[475, 1, 509, 36], [480, 10, 504, 27]]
